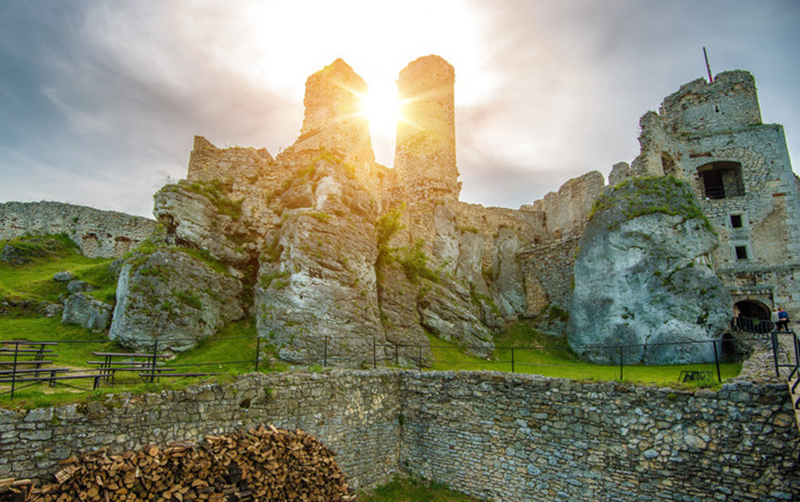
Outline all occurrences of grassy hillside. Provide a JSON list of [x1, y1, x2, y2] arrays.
[[0, 234, 117, 307]]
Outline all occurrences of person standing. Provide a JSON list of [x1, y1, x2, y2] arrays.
[[777, 308, 790, 331]]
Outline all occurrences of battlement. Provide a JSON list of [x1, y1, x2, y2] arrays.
[[659, 70, 761, 136]]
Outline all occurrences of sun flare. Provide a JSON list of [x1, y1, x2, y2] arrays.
[[361, 83, 401, 131]]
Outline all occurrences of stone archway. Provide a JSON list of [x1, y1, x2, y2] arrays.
[[734, 299, 772, 333]]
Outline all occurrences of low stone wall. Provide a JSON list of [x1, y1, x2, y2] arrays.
[[400, 372, 799, 501], [0, 371, 402, 490], [1, 370, 797, 500], [0, 201, 158, 258]]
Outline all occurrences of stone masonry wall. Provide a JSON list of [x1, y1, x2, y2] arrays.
[[518, 236, 579, 312], [0, 201, 158, 258], [0, 371, 402, 491], [2, 370, 797, 500], [400, 372, 799, 501]]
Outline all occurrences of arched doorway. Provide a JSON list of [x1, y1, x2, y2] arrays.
[[734, 299, 772, 333]]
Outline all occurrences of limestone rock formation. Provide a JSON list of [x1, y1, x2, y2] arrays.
[[61, 293, 112, 332], [109, 250, 245, 352], [153, 182, 255, 273], [567, 177, 733, 364]]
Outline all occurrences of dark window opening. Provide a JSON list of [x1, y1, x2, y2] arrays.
[[730, 214, 743, 228], [697, 161, 745, 200], [735, 246, 748, 260]]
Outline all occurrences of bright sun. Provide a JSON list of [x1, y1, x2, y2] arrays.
[[361, 83, 400, 134]]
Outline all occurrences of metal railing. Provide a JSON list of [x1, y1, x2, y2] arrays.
[[1, 333, 753, 400]]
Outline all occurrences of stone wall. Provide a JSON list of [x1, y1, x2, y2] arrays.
[[530, 171, 606, 237], [2, 370, 797, 500], [400, 372, 799, 501], [518, 235, 579, 312], [0, 371, 402, 491], [0, 201, 158, 258]]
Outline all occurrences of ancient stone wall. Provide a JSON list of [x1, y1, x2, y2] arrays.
[[0, 201, 157, 258], [518, 235, 579, 313], [187, 135, 274, 186], [400, 372, 798, 501], [0, 371, 403, 491], [659, 71, 762, 136], [530, 171, 606, 237], [2, 371, 797, 500]]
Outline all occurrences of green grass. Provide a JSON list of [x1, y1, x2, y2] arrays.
[[425, 321, 741, 387], [0, 235, 116, 305], [359, 476, 480, 502]]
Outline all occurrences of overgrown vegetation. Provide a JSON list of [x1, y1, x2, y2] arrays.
[[588, 176, 714, 233], [375, 207, 438, 284]]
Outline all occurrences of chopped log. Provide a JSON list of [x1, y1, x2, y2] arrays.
[[30, 426, 354, 501]]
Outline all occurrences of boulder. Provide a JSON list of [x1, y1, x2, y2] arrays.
[[62, 293, 112, 332], [567, 177, 733, 364], [53, 271, 75, 282], [109, 249, 245, 352], [418, 277, 494, 357], [67, 280, 90, 294], [0, 244, 30, 265]]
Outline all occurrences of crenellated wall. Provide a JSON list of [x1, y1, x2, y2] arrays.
[[2, 370, 797, 500]]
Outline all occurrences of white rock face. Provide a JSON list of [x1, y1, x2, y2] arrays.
[[109, 250, 244, 351], [61, 293, 112, 332], [567, 178, 733, 364]]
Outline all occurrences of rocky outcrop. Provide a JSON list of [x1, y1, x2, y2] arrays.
[[109, 250, 245, 352], [61, 293, 112, 332], [567, 177, 733, 364], [153, 182, 255, 274], [0, 201, 157, 258]]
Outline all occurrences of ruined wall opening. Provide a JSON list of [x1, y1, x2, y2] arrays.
[[661, 152, 679, 177], [697, 161, 745, 199]]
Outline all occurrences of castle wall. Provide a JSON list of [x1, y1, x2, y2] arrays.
[[2, 371, 797, 500], [187, 135, 273, 185], [518, 235, 580, 312], [529, 171, 606, 236], [659, 71, 762, 135], [0, 201, 157, 258]]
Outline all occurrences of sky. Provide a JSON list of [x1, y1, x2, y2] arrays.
[[1, 0, 798, 218]]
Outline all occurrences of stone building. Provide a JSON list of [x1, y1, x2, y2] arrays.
[[613, 70, 800, 322]]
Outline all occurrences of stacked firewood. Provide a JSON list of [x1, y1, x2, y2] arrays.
[[0, 478, 34, 502], [29, 426, 355, 501]]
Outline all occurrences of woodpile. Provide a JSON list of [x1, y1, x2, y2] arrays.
[[25, 426, 356, 502]]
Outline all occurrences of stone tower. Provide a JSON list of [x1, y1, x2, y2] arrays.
[[292, 59, 375, 183], [394, 55, 460, 202], [627, 70, 800, 320]]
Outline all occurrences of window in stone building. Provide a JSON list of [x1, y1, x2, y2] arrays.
[[735, 245, 749, 260], [697, 161, 745, 200], [730, 214, 743, 228]]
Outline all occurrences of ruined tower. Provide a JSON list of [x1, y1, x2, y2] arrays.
[[626, 70, 800, 320], [394, 55, 460, 202], [292, 59, 376, 184]]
